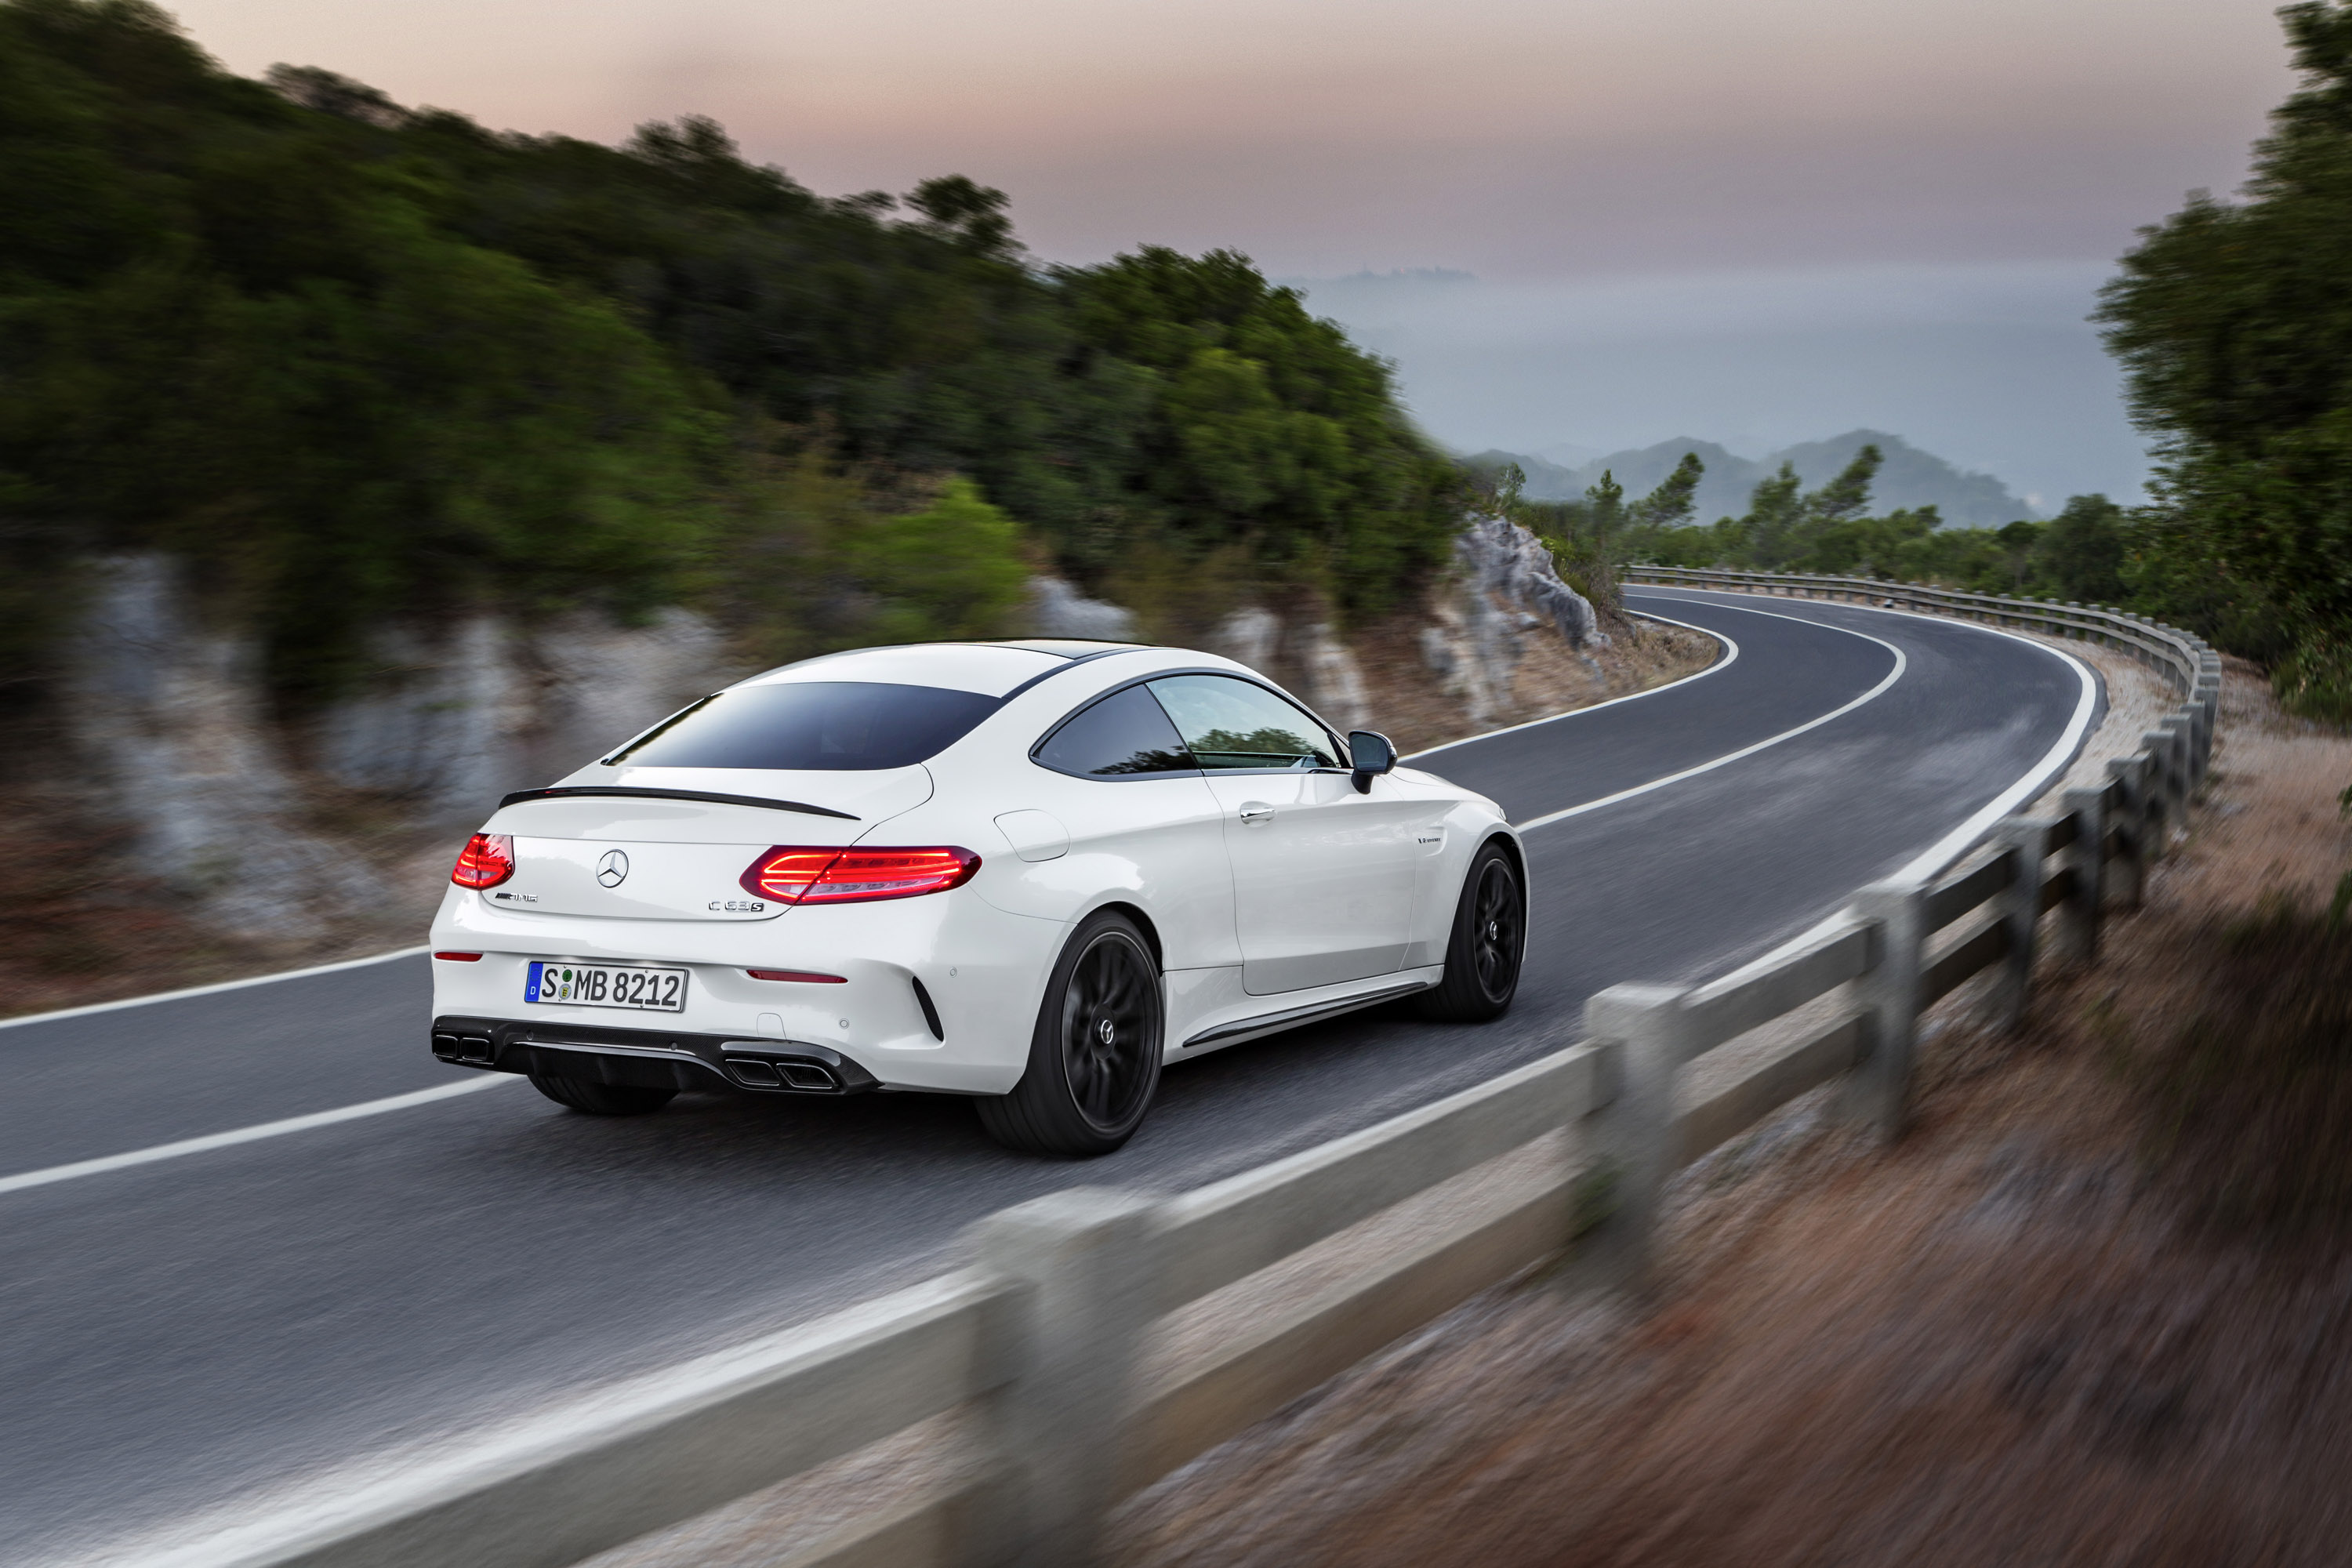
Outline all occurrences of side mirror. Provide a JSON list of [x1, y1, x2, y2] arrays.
[[1347, 730, 1397, 793]]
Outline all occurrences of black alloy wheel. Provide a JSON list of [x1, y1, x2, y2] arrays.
[[1417, 840, 1526, 1022], [978, 910, 1165, 1156], [1470, 856, 1525, 998]]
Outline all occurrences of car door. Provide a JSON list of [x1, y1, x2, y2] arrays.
[[985, 681, 1240, 972], [1145, 673, 1421, 995]]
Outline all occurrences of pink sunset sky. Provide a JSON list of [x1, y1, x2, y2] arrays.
[[165, 0, 2296, 505]]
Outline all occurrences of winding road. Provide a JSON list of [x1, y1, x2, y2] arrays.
[[0, 589, 2097, 1565]]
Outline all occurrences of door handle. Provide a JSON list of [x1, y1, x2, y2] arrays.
[[1238, 801, 1275, 825]]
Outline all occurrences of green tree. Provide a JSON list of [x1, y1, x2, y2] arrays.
[[2038, 494, 2129, 603], [840, 477, 1029, 642], [1629, 452, 1704, 529], [1064, 245, 1461, 615], [2096, 1, 2352, 714]]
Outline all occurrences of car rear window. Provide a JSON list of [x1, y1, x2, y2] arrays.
[[606, 682, 1002, 771]]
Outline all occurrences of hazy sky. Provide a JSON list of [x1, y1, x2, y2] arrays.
[[167, 0, 2296, 505]]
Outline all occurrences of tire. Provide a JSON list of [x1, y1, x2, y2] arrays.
[[976, 910, 1164, 1157], [1416, 839, 1526, 1022], [528, 1070, 677, 1116]]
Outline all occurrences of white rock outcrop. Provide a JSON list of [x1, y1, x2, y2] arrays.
[[67, 556, 371, 936], [1419, 514, 1602, 724], [1022, 577, 1137, 641], [314, 608, 725, 811]]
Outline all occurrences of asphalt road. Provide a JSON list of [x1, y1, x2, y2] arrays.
[[0, 590, 2096, 1564]]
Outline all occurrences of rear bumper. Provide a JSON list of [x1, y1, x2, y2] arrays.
[[431, 1014, 881, 1096]]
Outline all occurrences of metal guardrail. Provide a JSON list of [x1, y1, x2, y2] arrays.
[[148, 577, 2221, 1568], [1621, 564, 2212, 697]]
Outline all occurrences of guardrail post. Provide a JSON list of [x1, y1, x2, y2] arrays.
[[2057, 786, 2107, 962], [2163, 713, 2197, 804], [2176, 702, 2211, 787], [2139, 730, 2181, 848], [2103, 756, 2147, 909], [1576, 984, 1695, 1290], [964, 1189, 1163, 1568], [1845, 883, 1924, 1139], [1988, 821, 2048, 1031]]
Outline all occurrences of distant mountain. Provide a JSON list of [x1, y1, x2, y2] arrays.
[[1477, 430, 2040, 527]]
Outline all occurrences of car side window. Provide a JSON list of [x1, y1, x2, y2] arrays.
[[1145, 674, 1342, 771], [1033, 684, 1201, 778]]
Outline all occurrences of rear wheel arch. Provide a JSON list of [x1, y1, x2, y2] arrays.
[[977, 906, 1166, 1156], [1087, 898, 1163, 972]]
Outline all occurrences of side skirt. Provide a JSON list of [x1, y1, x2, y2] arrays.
[[1172, 973, 1441, 1058]]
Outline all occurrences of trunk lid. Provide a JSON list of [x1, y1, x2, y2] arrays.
[[474, 766, 931, 922]]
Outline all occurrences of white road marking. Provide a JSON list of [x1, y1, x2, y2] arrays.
[[1406, 608, 1740, 760], [1642, 589, 2102, 993], [0, 945, 432, 1034], [1634, 588, 2102, 884], [0, 1076, 521, 1198], [1512, 607, 1910, 833]]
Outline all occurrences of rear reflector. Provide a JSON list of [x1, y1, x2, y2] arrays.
[[451, 833, 516, 890], [433, 951, 484, 962], [746, 969, 848, 983], [739, 846, 979, 905]]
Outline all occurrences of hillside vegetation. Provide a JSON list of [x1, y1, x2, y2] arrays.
[[1475, 431, 2038, 529], [2097, 0, 2352, 722], [1469, 441, 2136, 615], [0, 0, 1460, 719]]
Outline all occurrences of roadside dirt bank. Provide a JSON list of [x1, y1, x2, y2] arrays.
[[1111, 657, 2352, 1568]]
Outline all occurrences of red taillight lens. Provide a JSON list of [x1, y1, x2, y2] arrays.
[[452, 833, 516, 890], [739, 846, 979, 905]]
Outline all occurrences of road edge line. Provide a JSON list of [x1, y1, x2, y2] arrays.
[[1405, 610, 1738, 761], [0, 945, 434, 1036], [0, 1075, 521, 1197], [1512, 610, 1908, 833]]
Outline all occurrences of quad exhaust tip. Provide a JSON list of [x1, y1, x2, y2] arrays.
[[433, 1033, 495, 1064], [724, 1055, 840, 1093]]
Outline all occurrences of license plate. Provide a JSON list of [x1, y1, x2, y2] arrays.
[[525, 960, 688, 1012]]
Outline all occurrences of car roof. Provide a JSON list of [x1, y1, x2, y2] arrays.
[[736, 640, 1158, 699]]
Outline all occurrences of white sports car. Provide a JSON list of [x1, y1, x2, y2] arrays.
[[427, 640, 1528, 1156]]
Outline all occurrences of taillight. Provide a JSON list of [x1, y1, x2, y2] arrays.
[[739, 846, 979, 905], [452, 833, 516, 890]]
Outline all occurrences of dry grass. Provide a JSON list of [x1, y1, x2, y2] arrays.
[[1112, 656, 2352, 1568]]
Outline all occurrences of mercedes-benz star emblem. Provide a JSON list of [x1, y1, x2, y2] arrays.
[[1097, 1018, 1116, 1046], [596, 849, 630, 888]]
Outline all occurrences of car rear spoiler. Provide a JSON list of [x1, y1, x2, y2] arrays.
[[495, 786, 858, 820]]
